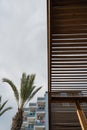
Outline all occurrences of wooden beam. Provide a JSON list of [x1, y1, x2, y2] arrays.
[[75, 101, 87, 130], [51, 96, 87, 103], [47, 0, 51, 130]]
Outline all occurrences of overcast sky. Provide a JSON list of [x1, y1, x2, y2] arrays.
[[0, 0, 47, 129]]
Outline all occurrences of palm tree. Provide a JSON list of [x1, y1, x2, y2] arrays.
[[0, 100, 12, 116], [2, 73, 42, 130]]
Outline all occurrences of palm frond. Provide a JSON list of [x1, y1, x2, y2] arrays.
[[20, 74, 36, 107], [0, 107, 12, 116], [2, 73, 42, 110], [20, 73, 28, 106], [20, 74, 41, 107], [2, 78, 19, 105], [22, 85, 36, 106], [20, 73, 27, 99], [28, 74, 35, 88], [28, 86, 42, 101], [0, 100, 12, 116], [0, 100, 8, 111]]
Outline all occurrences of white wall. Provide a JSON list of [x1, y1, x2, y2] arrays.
[[45, 92, 49, 130]]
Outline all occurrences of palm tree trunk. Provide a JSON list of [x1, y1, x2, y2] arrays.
[[11, 109, 23, 130]]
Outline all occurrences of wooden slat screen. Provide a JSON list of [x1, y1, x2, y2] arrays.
[[50, 0, 87, 95], [51, 103, 87, 130], [47, 0, 87, 130]]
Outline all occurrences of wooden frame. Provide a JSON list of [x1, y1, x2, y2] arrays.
[[47, 0, 87, 130]]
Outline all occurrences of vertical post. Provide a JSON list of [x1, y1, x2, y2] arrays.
[[47, 0, 51, 94], [47, 0, 51, 130], [75, 101, 87, 130]]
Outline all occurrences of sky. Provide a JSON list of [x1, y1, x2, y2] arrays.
[[0, 0, 47, 129]]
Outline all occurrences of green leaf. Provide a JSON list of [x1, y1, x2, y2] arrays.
[[28, 86, 42, 101], [0, 100, 12, 116], [0, 107, 12, 116], [2, 78, 19, 106], [20, 74, 42, 108], [3, 73, 42, 109], [0, 100, 8, 111]]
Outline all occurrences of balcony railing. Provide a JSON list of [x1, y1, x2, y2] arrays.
[[25, 127, 34, 130], [35, 120, 45, 126], [28, 113, 36, 117], [29, 103, 37, 106], [37, 97, 45, 100], [23, 108, 29, 111], [37, 108, 45, 111]]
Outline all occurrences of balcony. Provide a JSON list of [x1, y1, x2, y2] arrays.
[[23, 108, 29, 116], [37, 97, 45, 102], [25, 128, 33, 130], [37, 108, 45, 112], [37, 107, 45, 111], [28, 112, 36, 117], [29, 103, 37, 107], [22, 121, 27, 126], [23, 111, 29, 116], [23, 108, 29, 111], [35, 123, 45, 126], [25, 125, 34, 130], [35, 120, 45, 127]]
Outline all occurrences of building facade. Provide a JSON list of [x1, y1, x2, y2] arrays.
[[21, 92, 48, 130]]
